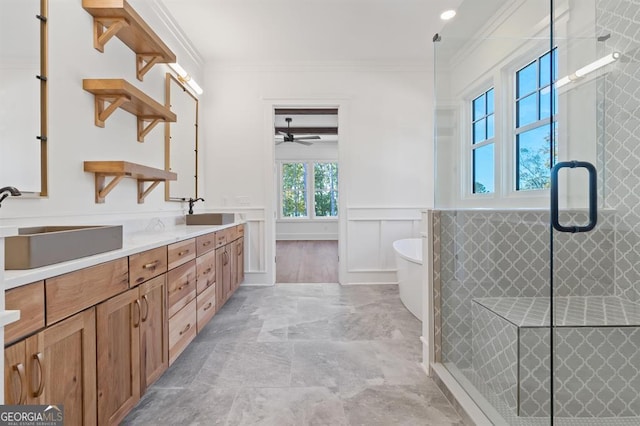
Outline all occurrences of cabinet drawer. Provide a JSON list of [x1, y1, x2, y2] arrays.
[[129, 246, 167, 287], [196, 233, 215, 257], [167, 260, 196, 317], [46, 258, 128, 325], [237, 224, 245, 238], [167, 239, 196, 270], [5, 281, 45, 344], [169, 298, 196, 365], [196, 283, 216, 333], [214, 230, 227, 248], [196, 250, 216, 294]]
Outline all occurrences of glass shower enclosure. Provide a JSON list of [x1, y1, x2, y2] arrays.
[[431, 0, 640, 424]]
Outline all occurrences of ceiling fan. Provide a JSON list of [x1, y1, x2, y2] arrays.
[[275, 117, 321, 146]]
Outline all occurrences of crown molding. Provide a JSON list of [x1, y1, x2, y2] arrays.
[[149, 0, 205, 69]]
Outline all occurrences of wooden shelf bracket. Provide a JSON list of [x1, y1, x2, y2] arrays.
[[137, 180, 161, 204], [93, 17, 129, 53], [94, 174, 125, 204], [95, 95, 130, 127], [137, 117, 162, 143], [136, 54, 162, 81]]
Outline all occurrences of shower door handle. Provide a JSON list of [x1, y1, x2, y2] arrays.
[[551, 161, 597, 233]]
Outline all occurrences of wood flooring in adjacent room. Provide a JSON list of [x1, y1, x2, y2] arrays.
[[276, 240, 338, 283]]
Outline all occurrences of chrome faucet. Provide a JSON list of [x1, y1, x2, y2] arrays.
[[0, 186, 21, 208], [186, 197, 204, 215]]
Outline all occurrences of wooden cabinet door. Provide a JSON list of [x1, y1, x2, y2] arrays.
[[139, 275, 168, 395], [96, 288, 140, 426], [28, 309, 97, 425], [215, 247, 225, 311], [4, 341, 27, 406], [229, 241, 237, 302], [215, 246, 232, 311], [237, 238, 245, 286]]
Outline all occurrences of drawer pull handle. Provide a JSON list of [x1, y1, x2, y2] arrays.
[[13, 363, 27, 404], [202, 241, 211, 247], [141, 295, 149, 322], [133, 299, 142, 328], [177, 280, 190, 291], [203, 268, 212, 275], [179, 323, 191, 335], [203, 302, 213, 311], [33, 352, 45, 398], [143, 260, 160, 270], [178, 250, 190, 256]]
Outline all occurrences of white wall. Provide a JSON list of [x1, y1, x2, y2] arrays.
[[202, 63, 433, 284], [0, 0, 204, 227]]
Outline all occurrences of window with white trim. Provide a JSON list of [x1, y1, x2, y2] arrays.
[[515, 48, 558, 191], [281, 162, 338, 218], [471, 88, 495, 194]]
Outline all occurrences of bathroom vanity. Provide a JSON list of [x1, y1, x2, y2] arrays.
[[2, 222, 244, 425]]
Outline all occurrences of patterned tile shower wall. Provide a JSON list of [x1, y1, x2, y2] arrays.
[[598, 0, 640, 303], [438, 210, 615, 368]]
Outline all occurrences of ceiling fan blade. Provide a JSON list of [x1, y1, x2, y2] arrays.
[[275, 140, 284, 145], [293, 135, 321, 140], [278, 131, 289, 137], [294, 140, 314, 146]]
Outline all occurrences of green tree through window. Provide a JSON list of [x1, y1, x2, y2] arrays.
[[282, 163, 307, 217], [314, 163, 338, 217], [281, 162, 338, 218]]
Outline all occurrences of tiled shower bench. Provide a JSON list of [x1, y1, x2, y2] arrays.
[[471, 296, 640, 418]]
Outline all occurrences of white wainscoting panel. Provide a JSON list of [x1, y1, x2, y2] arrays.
[[346, 207, 424, 284]]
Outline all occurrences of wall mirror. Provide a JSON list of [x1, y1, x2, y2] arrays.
[[0, 0, 48, 196], [165, 74, 198, 201]]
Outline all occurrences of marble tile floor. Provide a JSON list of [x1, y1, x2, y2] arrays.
[[123, 284, 466, 426]]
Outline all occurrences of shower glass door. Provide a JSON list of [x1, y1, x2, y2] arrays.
[[551, 0, 640, 423], [434, 0, 639, 424], [433, 0, 556, 423]]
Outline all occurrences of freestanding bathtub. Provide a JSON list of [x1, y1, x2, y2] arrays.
[[393, 238, 423, 321]]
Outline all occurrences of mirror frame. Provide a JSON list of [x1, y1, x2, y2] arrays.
[[164, 73, 199, 201], [4, 0, 49, 196], [39, 0, 48, 196]]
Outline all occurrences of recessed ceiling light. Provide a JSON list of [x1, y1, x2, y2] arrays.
[[440, 10, 456, 21]]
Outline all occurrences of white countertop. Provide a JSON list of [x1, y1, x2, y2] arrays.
[[4, 222, 240, 290], [0, 226, 17, 238]]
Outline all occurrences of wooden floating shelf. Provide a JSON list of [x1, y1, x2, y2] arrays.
[[84, 161, 177, 204], [82, 0, 176, 81], [83, 79, 176, 142]]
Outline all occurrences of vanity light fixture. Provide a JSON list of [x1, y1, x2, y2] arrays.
[[556, 52, 620, 88], [440, 10, 456, 20], [168, 62, 204, 95]]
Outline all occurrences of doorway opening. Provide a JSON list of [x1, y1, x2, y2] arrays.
[[273, 108, 339, 283]]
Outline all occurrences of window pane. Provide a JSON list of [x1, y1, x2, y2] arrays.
[[517, 93, 537, 127], [473, 144, 494, 193], [552, 48, 558, 82], [516, 61, 537, 97], [487, 114, 495, 139], [539, 52, 551, 87], [314, 163, 338, 217], [473, 119, 487, 143], [487, 89, 495, 114], [473, 94, 486, 120], [540, 86, 551, 119], [282, 163, 307, 217], [516, 126, 553, 190]]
